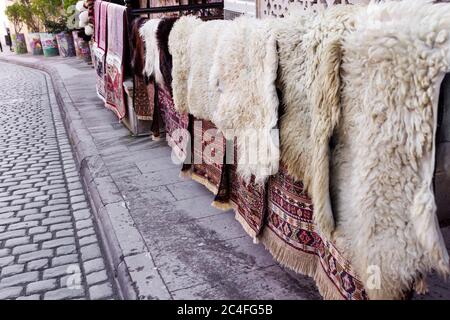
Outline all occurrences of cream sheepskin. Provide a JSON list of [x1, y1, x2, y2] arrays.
[[140, 19, 163, 85], [331, 0, 450, 299], [210, 17, 280, 183], [186, 20, 232, 120], [275, 5, 360, 237], [168, 16, 203, 114]]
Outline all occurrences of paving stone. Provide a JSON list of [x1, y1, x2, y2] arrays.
[[27, 279, 57, 295], [56, 245, 76, 255], [49, 222, 73, 232], [44, 288, 85, 300], [42, 237, 75, 249], [0, 287, 23, 299], [71, 195, 86, 204], [52, 193, 67, 200], [18, 249, 53, 264], [52, 254, 78, 267], [72, 202, 88, 211], [83, 258, 105, 274], [41, 204, 70, 213], [76, 218, 93, 230], [42, 216, 72, 226], [0, 59, 115, 301], [73, 209, 90, 221], [0, 271, 39, 287], [79, 235, 97, 247], [33, 232, 53, 242], [0, 217, 21, 226], [69, 189, 84, 197], [24, 201, 46, 210], [16, 294, 40, 300], [23, 213, 47, 222], [8, 220, 39, 231], [55, 229, 74, 238], [4, 236, 30, 248], [11, 198, 32, 206], [1, 264, 24, 277], [48, 210, 70, 217], [16, 208, 39, 217], [77, 227, 95, 237], [80, 244, 101, 261], [0, 212, 15, 220], [89, 282, 113, 300], [86, 270, 108, 286], [34, 195, 51, 202], [12, 243, 38, 255], [27, 258, 49, 271], [47, 188, 67, 195], [0, 248, 11, 258], [43, 264, 80, 279]]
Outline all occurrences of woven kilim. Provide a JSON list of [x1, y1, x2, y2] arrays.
[[261, 164, 367, 300], [229, 140, 267, 238], [157, 85, 189, 161], [133, 76, 155, 120], [190, 118, 229, 206], [105, 3, 127, 119]]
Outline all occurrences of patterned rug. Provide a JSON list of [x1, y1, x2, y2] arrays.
[[190, 118, 229, 208], [157, 85, 189, 163], [259, 164, 367, 300], [105, 3, 126, 119]]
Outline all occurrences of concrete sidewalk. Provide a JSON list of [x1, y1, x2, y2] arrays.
[[2, 51, 449, 300]]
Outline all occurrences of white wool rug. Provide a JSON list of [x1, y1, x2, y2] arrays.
[[140, 19, 163, 85], [331, 0, 450, 299], [275, 5, 360, 238], [210, 17, 280, 183], [168, 16, 203, 114]]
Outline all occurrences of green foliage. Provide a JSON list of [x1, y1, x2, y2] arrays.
[[44, 16, 68, 34], [30, 0, 71, 33], [18, 1, 40, 32], [63, 0, 79, 11], [6, 0, 78, 34], [5, 3, 24, 34]]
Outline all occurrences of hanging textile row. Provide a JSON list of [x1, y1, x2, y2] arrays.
[[92, 0, 450, 300]]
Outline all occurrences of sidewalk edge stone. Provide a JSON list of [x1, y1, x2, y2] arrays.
[[0, 57, 170, 300]]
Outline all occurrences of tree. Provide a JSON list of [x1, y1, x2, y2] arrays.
[[5, 3, 24, 34], [31, 0, 72, 33], [18, 0, 40, 32]]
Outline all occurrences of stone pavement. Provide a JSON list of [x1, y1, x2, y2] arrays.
[[1, 52, 449, 300], [0, 62, 116, 300]]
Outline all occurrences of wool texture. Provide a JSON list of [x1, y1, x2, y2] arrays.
[[210, 17, 280, 183], [168, 16, 203, 114], [330, 0, 450, 300], [140, 18, 163, 85], [156, 17, 177, 94], [275, 5, 360, 238], [187, 20, 231, 121], [131, 17, 148, 77]]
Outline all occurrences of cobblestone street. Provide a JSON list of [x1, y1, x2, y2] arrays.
[[0, 62, 116, 300]]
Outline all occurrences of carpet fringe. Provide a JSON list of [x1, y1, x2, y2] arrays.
[[233, 209, 258, 243], [179, 169, 192, 179], [190, 172, 219, 195], [211, 200, 233, 211], [258, 227, 345, 300]]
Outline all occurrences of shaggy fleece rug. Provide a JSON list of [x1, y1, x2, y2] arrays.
[[186, 20, 231, 121], [168, 16, 203, 114], [140, 19, 163, 86], [210, 17, 280, 184], [330, 0, 450, 299], [274, 5, 360, 238], [156, 17, 177, 94]]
